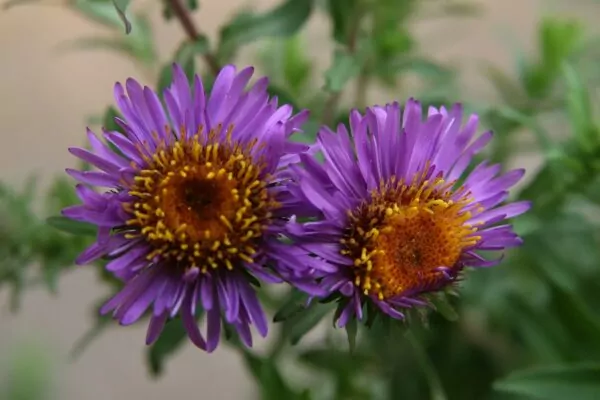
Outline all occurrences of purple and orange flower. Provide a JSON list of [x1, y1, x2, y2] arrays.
[[286, 100, 530, 326], [62, 64, 327, 351]]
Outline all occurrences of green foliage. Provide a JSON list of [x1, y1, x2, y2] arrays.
[[147, 318, 193, 376], [217, 0, 314, 62], [0, 342, 54, 400], [56, 0, 157, 65], [494, 363, 600, 400], [112, 0, 131, 34], [3, 1, 600, 400]]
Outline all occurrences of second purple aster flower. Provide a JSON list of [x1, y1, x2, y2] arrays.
[[62, 64, 326, 352], [286, 100, 531, 327]]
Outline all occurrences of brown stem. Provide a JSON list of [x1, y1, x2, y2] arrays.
[[167, 0, 221, 76]]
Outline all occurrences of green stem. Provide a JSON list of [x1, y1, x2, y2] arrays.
[[406, 331, 448, 400]]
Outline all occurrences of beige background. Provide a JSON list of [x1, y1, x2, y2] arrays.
[[0, 0, 596, 399]]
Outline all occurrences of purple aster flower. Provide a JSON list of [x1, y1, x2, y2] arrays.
[[286, 99, 531, 327], [62, 64, 324, 352]]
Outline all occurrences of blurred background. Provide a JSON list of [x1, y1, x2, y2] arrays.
[[1, 1, 600, 399]]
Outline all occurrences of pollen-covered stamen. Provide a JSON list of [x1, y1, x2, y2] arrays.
[[123, 125, 278, 273], [341, 175, 482, 301]]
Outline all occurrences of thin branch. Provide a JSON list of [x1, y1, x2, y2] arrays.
[[166, 0, 221, 76]]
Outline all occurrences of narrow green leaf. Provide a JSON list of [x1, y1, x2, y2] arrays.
[[273, 289, 308, 322], [282, 35, 312, 95], [112, 0, 132, 34], [157, 64, 174, 95], [285, 302, 335, 345], [299, 348, 371, 373], [5, 341, 53, 400], [72, 0, 124, 29], [406, 331, 448, 400], [481, 62, 526, 105], [174, 37, 209, 81], [267, 84, 301, 112], [126, 16, 157, 65], [496, 106, 554, 153], [218, 0, 313, 50], [345, 317, 358, 353], [324, 50, 361, 93], [430, 294, 459, 322], [102, 106, 122, 133], [242, 351, 296, 400], [326, 0, 358, 44], [379, 57, 453, 80], [563, 63, 598, 152], [494, 363, 600, 400], [147, 318, 190, 376], [46, 216, 97, 236]]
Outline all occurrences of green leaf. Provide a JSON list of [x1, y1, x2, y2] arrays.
[[273, 289, 308, 322], [46, 216, 97, 236], [243, 351, 297, 400], [378, 57, 453, 81], [326, 0, 358, 44], [60, 5, 156, 65], [147, 318, 190, 377], [282, 35, 312, 95], [284, 301, 335, 345], [175, 37, 209, 81], [494, 363, 600, 400], [522, 18, 584, 98], [156, 37, 207, 95], [345, 317, 358, 353], [112, 0, 132, 34], [324, 50, 362, 93], [73, 0, 125, 29], [102, 106, 122, 133], [523, 211, 600, 292], [4, 341, 53, 400], [496, 106, 554, 153], [218, 0, 313, 52], [430, 294, 459, 322], [299, 348, 371, 373], [157, 64, 174, 95], [267, 84, 301, 112], [406, 331, 448, 400], [563, 63, 598, 152], [540, 19, 583, 72], [481, 62, 526, 105]]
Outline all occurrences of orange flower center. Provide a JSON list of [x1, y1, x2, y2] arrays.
[[341, 174, 481, 300], [123, 126, 278, 273]]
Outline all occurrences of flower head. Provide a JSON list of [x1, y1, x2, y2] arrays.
[[287, 100, 530, 326], [63, 64, 315, 351]]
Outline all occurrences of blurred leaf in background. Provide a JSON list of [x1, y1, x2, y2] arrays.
[[2, 0, 600, 399], [0, 340, 55, 400]]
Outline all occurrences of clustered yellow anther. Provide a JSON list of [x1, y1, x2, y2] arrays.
[[122, 125, 278, 274], [341, 170, 482, 301]]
